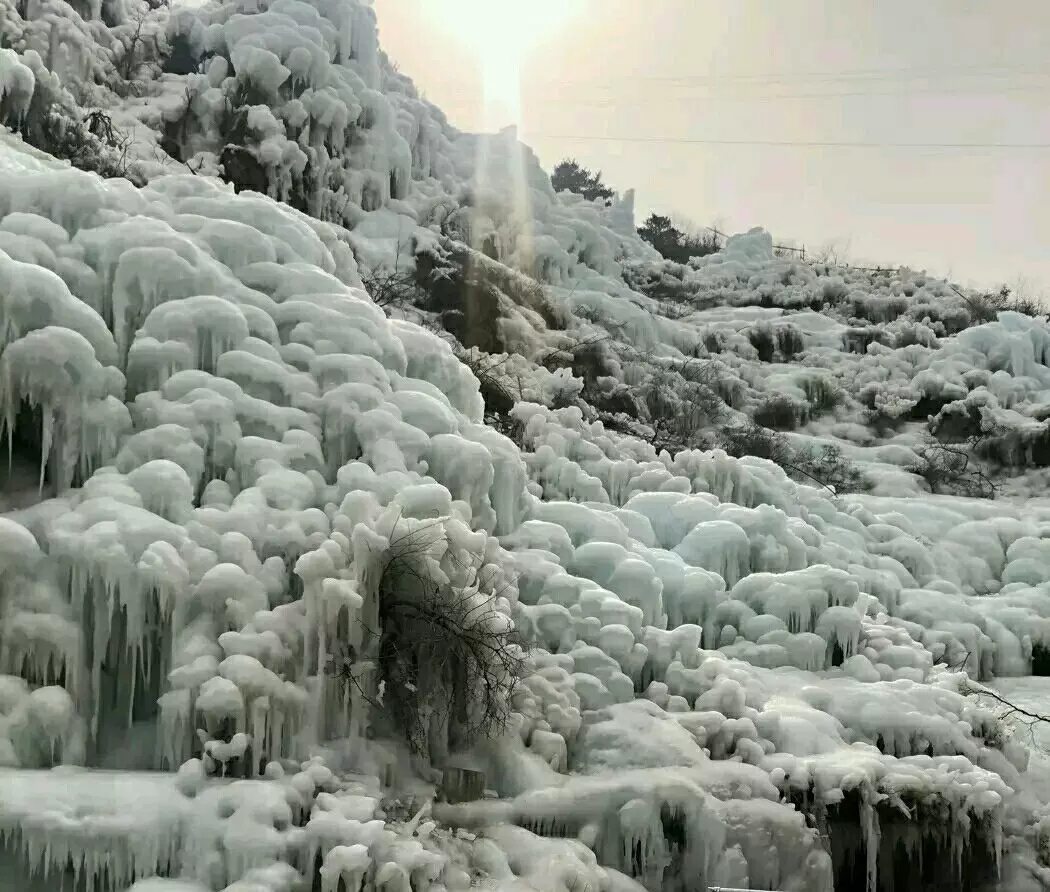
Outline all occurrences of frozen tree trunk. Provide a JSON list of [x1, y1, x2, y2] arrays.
[[440, 766, 485, 804], [353, 581, 382, 742], [426, 692, 450, 769], [348, 660, 377, 743]]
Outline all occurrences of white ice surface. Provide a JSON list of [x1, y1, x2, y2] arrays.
[[3, 0, 1050, 887]]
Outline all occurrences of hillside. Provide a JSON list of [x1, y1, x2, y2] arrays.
[[1, 1, 1050, 892]]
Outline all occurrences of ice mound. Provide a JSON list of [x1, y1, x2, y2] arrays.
[[0, 126, 1044, 892], [2, 0, 1050, 887]]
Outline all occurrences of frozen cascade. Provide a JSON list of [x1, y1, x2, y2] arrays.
[[0, 769, 186, 891], [0, 0, 1049, 887]]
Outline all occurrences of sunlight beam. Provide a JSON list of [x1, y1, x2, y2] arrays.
[[422, 0, 582, 129]]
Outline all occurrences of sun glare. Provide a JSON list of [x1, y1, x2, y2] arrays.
[[424, 0, 581, 128]]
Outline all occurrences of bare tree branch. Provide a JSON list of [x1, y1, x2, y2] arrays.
[[326, 518, 526, 760], [964, 682, 1049, 729]]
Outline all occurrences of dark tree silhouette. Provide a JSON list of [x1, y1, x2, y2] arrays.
[[637, 213, 721, 264], [551, 158, 615, 204]]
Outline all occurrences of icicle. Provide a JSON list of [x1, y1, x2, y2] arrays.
[[250, 696, 266, 775], [126, 643, 138, 730], [5, 418, 12, 484], [860, 786, 881, 892], [38, 406, 53, 495]]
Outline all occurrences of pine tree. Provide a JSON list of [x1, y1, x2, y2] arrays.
[[551, 158, 615, 204], [637, 213, 721, 263]]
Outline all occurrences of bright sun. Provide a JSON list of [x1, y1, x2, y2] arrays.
[[423, 0, 581, 127]]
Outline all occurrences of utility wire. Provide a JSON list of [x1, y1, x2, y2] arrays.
[[423, 63, 1050, 94], [522, 134, 1050, 150], [501, 83, 1050, 104], [518, 62, 1050, 88], [429, 69, 1050, 103]]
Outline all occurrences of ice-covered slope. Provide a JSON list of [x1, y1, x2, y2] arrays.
[[3, 0, 1050, 891]]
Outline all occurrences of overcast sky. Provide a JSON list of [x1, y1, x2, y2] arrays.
[[373, 0, 1049, 295]]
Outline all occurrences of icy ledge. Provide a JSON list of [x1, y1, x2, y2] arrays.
[[0, 763, 667, 892]]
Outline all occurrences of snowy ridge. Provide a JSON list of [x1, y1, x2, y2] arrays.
[[2, 0, 1050, 890]]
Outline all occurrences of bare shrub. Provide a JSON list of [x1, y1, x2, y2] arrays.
[[947, 283, 1045, 326], [457, 348, 515, 409], [622, 261, 703, 313], [652, 299, 694, 320], [111, 15, 155, 95], [798, 443, 870, 494], [12, 71, 135, 180], [842, 327, 886, 355], [801, 377, 844, 416], [963, 680, 1048, 749], [360, 238, 426, 311], [702, 331, 725, 354], [572, 338, 617, 383], [361, 265, 421, 311], [776, 325, 805, 360], [642, 369, 725, 455], [341, 524, 526, 761], [909, 439, 999, 499], [719, 422, 869, 494], [956, 284, 1011, 325], [754, 394, 804, 431], [1011, 295, 1045, 317], [747, 325, 776, 363]]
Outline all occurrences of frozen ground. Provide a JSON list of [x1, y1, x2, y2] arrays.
[[2, 0, 1050, 890]]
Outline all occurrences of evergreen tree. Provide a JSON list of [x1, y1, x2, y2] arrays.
[[551, 158, 615, 204], [637, 213, 721, 263]]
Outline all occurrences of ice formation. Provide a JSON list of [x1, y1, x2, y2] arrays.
[[1, 0, 1050, 890]]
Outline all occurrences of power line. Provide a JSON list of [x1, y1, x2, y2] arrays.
[[522, 133, 1050, 150], [422, 63, 1050, 95], [490, 82, 1050, 105], [425, 65, 1050, 105], [521, 62, 1050, 89]]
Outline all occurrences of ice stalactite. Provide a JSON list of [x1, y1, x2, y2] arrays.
[[5, 14, 1050, 891], [816, 605, 864, 667], [157, 688, 194, 770], [298, 524, 372, 750], [0, 571, 82, 698], [1, 683, 86, 767], [714, 798, 833, 892], [434, 771, 727, 892], [320, 844, 370, 892], [135, 296, 252, 381], [0, 326, 114, 495], [859, 785, 881, 892], [788, 785, 1005, 892], [0, 770, 186, 892], [47, 514, 184, 754]]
